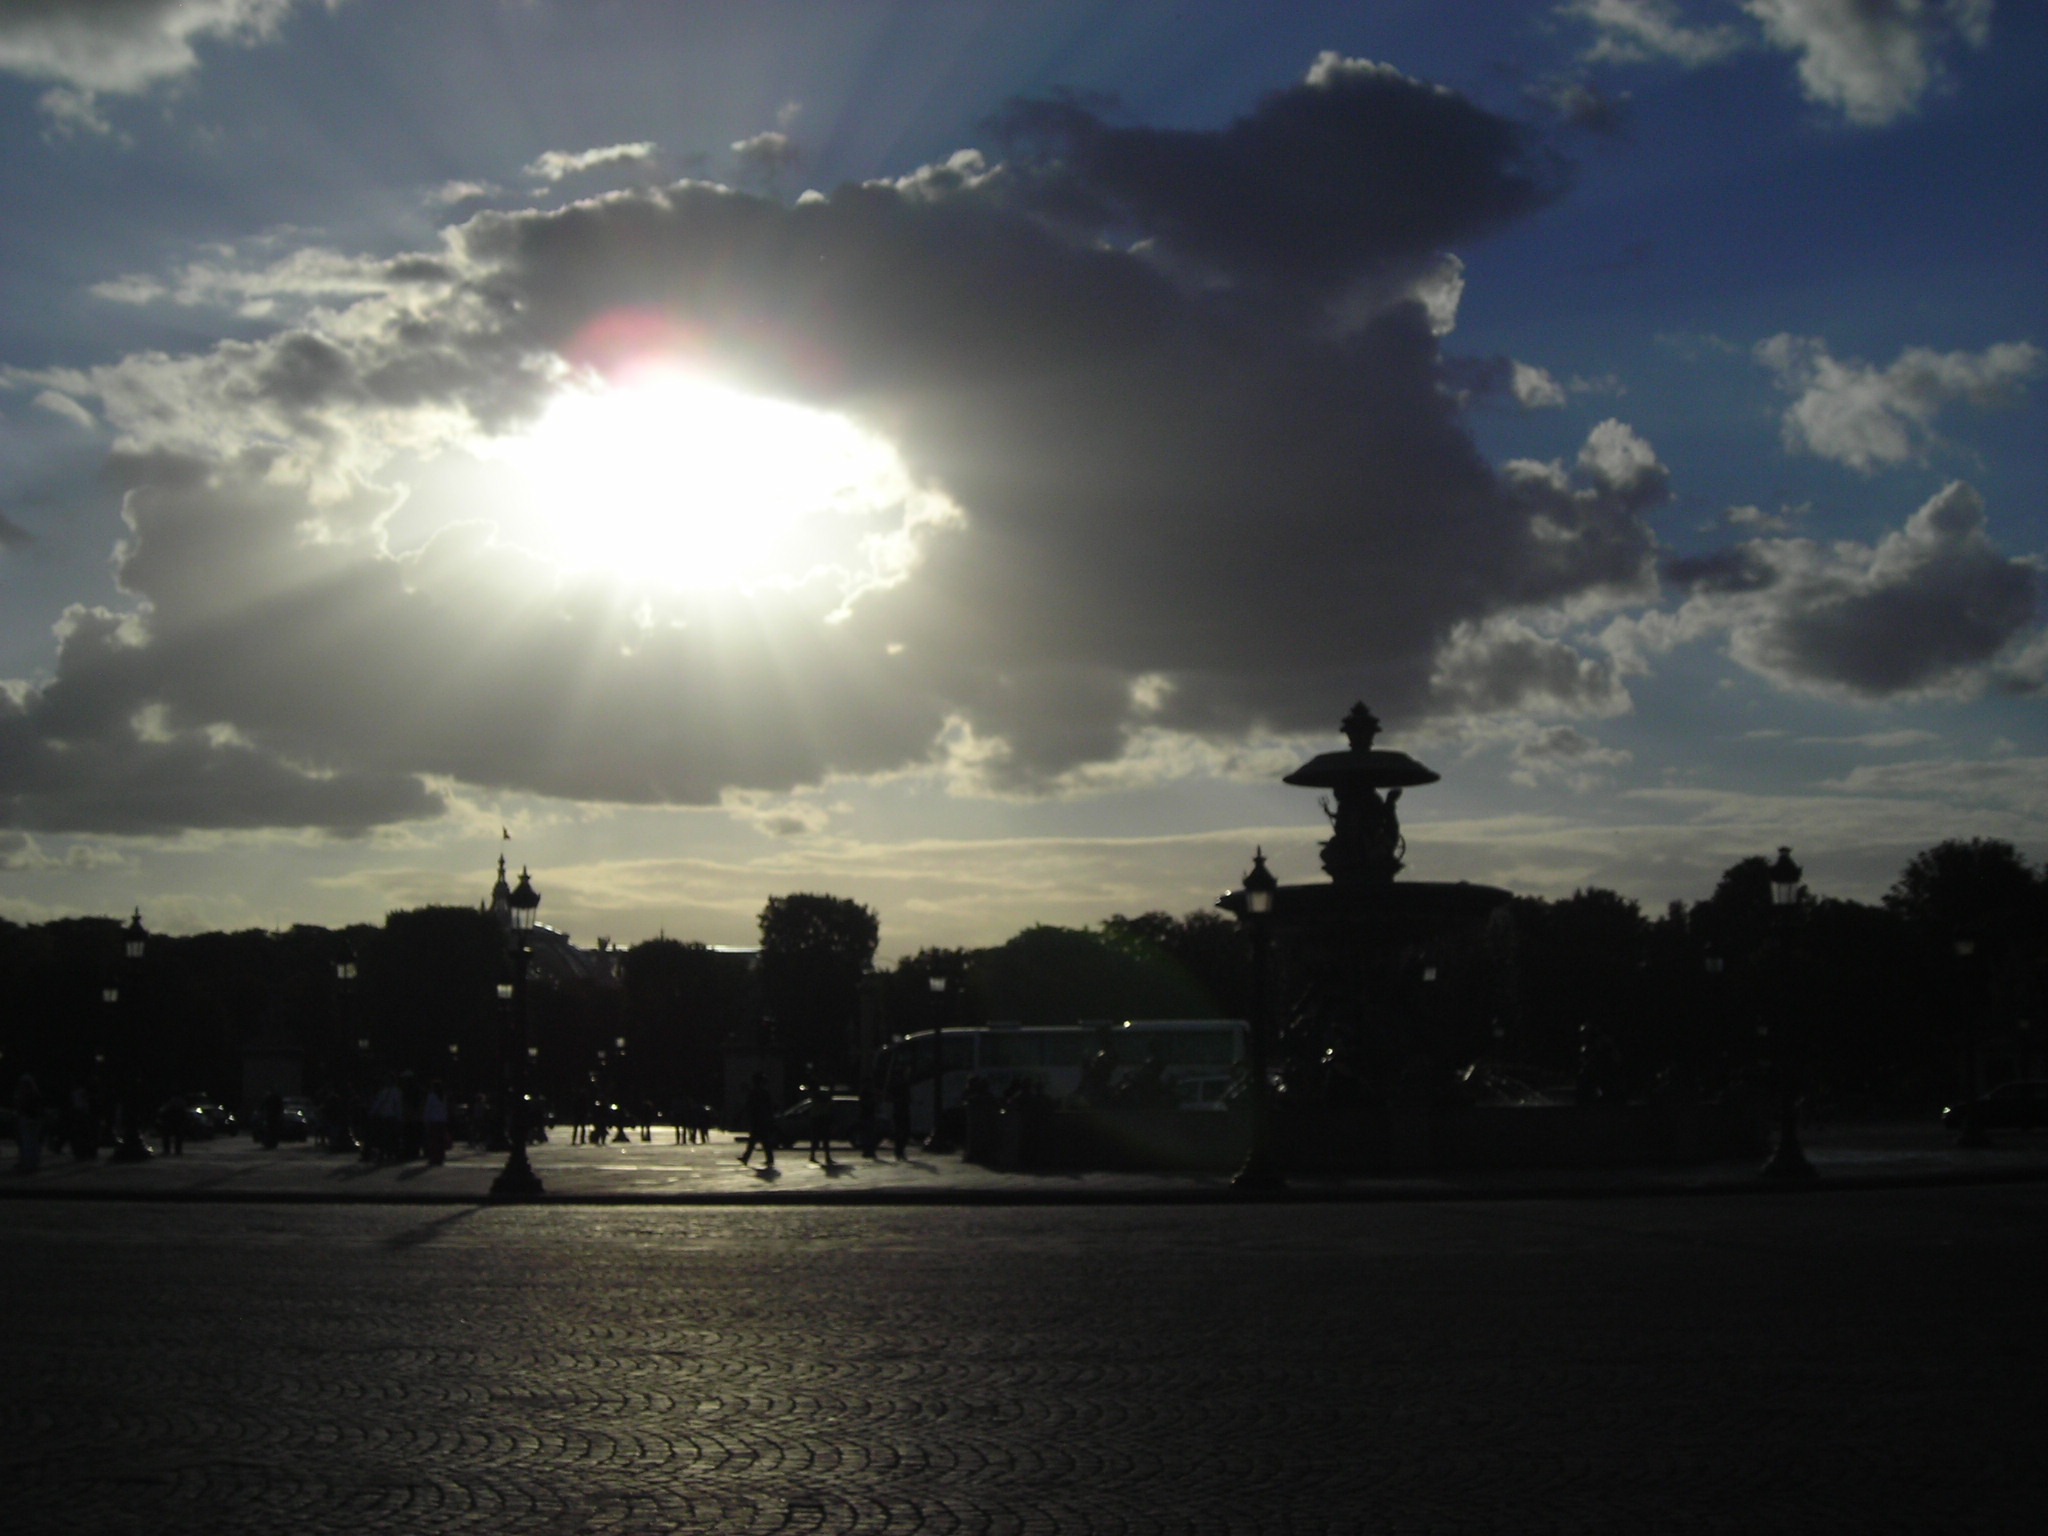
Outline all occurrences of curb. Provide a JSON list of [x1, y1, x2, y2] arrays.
[[5, 1163, 2047, 1207]]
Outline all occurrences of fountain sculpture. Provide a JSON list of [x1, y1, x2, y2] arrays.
[[1222, 702, 1514, 1103]]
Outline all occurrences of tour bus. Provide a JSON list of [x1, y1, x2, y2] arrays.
[[872, 1019, 1248, 1136]]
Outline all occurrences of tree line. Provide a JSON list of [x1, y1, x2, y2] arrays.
[[1, 838, 2040, 1116]]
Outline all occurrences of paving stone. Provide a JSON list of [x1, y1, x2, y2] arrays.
[[3, 1190, 2044, 1533]]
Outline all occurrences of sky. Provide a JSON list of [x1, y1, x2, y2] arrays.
[[0, 0, 2041, 958]]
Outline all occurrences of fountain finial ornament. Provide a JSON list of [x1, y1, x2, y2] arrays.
[[1340, 701, 1381, 752]]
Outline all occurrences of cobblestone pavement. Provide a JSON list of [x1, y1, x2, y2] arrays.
[[5, 1188, 2045, 1534]]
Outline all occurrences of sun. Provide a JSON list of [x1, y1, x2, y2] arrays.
[[492, 368, 921, 593]]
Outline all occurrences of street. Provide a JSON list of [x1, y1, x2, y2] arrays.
[[5, 1188, 2044, 1533]]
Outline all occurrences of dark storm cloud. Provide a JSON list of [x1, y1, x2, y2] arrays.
[[5, 55, 1681, 831], [992, 54, 1567, 312], [1640, 481, 2041, 700]]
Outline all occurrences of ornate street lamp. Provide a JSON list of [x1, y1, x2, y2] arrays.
[[491, 866, 545, 1198], [1230, 849, 1285, 1192], [1768, 847, 1802, 911], [329, 939, 358, 1127], [925, 975, 954, 1153], [110, 910, 152, 1162], [1761, 846, 1815, 1179], [612, 1036, 632, 1141]]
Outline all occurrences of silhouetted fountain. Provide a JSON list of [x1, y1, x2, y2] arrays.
[[1222, 703, 1514, 1112]]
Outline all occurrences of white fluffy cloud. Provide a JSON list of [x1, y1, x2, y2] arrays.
[[1508, 724, 1635, 791], [524, 142, 658, 184], [0, 0, 303, 130], [1568, 0, 1995, 127], [1758, 333, 2041, 471], [731, 130, 798, 177], [1745, 0, 1992, 126], [1430, 616, 1634, 719], [1566, 0, 1746, 67], [1636, 480, 2040, 698], [1511, 362, 1568, 408]]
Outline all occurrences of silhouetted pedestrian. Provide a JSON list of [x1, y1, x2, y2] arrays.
[[367, 1077, 402, 1163], [890, 1072, 911, 1161], [155, 1096, 185, 1156], [808, 1084, 835, 1169], [856, 1082, 880, 1159], [738, 1073, 777, 1169], [13, 1073, 44, 1173], [423, 1082, 450, 1165], [68, 1085, 98, 1161]]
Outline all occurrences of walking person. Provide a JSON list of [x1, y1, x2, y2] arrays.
[[737, 1072, 777, 1169], [367, 1076, 402, 1163], [856, 1081, 881, 1159], [423, 1081, 450, 1166], [13, 1073, 44, 1173], [807, 1083, 836, 1169], [155, 1095, 185, 1156], [68, 1084, 98, 1161], [890, 1071, 912, 1161]]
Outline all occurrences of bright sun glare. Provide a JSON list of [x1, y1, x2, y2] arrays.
[[495, 370, 917, 592]]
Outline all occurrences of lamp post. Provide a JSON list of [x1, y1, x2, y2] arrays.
[[1952, 937, 1990, 1147], [1230, 849, 1285, 1192], [925, 975, 954, 1153], [110, 910, 152, 1162], [613, 1036, 633, 1141], [491, 866, 545, 1199], [331, 940, 357, 1122], [1760, 846, 1816, 1179], [487, 985, 513, 1151]]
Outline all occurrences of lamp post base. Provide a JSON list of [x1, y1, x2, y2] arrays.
[[489, 1151, 545, 1200], [1230, 1150, 1286, 1193], [1760, 1139, 1817, 1179], [111, 1104, 152, 1162]]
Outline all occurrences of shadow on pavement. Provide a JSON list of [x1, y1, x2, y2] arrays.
[[382, 1205, 486, 1249]]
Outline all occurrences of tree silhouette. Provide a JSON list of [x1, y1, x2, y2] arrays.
[[758, 893, 879, 1082], [1884, 838, 2041, 944]]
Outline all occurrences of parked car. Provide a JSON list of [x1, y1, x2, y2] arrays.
[[772, 1093, 867, 1148], [156, 1096, 236, 1140], [275, 1096, 316, 1143], [1943, 1080, 2048, 1134]]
